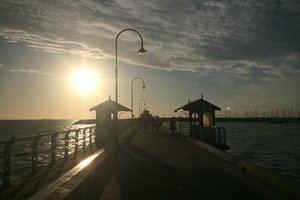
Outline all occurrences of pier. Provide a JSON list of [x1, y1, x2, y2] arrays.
[[4, 127, 296, 199]]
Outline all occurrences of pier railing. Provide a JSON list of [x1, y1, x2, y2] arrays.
[[0, 126, 96, 187], [178, 123, 228, 149]]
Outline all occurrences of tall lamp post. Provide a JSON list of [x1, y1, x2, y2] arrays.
[[139, 99, 146, 117], [115, 29, 146, 107], [131, 77, 146, 129]]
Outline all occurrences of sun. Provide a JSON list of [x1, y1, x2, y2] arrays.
[[71, 69, 98, 93]]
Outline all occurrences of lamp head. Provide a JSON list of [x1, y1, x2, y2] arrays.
[[138, 46, 147, 55], [142, 85, 146, 90]]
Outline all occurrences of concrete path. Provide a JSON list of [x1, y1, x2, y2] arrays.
[[99, 129, 292, 200]]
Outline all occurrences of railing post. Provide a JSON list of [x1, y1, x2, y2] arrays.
[[179, 123, 182, 137], [75, 130, 79, 153], [50, 134, 57, 164], [32, 135, 40, 173], [222, 127, 227, 145], [215, 128, 219, 144], [83, 128, 87, 150], [64, 131, 70, 158], [89, 127, 93, 145], [3, 138, 15, 187]]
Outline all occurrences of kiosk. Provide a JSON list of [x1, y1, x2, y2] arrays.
[[90, 98, 131, 148], [175, 97, 229, 150]]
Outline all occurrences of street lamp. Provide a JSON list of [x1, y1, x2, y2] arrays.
[[139, 99, 146, 117], [131, 77, 146, 122], [115, 29, 146, 106]]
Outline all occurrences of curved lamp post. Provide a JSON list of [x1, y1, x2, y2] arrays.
[[115, 29, 146, 106], [139, 99, 146, 117], [131, 77, 146, 120]]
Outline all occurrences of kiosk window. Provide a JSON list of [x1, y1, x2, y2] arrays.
[[203, 112, 212, 127]]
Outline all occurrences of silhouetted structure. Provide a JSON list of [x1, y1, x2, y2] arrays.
[[175, 97, 229, 150], [139, 109, 152, 132], [90, 97, 131, 147]]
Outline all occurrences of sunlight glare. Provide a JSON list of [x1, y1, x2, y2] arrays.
[[71, 68, 99, 94]]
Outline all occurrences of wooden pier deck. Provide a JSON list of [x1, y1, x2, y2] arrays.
[[99, 128, 293, 199]]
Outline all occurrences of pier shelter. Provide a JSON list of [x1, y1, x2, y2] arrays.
[[175, 98, 229, 149], [90, 98, 131, 147]]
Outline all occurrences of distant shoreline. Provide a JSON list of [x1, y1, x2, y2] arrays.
[[72, 117, 300, 124], [216, 117, 300, 123]]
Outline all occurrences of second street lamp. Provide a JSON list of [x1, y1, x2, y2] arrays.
[[131, 77, 146, 129], [139, 99, 146, 117]]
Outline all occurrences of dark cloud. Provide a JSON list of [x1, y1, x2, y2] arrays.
[[0, 0, 299, 82]]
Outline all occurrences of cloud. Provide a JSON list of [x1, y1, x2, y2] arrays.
[[0, 0, 299, 83], [7, 68, 52, 75], [0, 29, 107, 60]]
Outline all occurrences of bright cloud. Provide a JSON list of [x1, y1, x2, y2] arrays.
[[8, 68, 52, 75]]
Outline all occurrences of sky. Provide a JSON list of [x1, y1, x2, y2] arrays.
[[0, 0, 300, 119]]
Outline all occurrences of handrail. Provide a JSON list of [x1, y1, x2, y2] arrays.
[[0, 126, 96, 187], [177, 123, 228, 148]]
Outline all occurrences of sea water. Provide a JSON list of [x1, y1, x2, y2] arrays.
[[216, 121, 300, 182]]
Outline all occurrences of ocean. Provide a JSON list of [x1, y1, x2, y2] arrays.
[[216, 121, 300, 182], [0, 120, 299, 183]]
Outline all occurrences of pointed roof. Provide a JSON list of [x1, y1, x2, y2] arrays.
[[90, 99, 131, 113], [175, 98, 221, 112]]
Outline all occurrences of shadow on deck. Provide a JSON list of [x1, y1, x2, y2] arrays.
[[99, 128, 297, 199]]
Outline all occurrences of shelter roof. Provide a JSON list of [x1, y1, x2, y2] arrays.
[[175, 98, 221, 112], [90, 99, 131, 113]]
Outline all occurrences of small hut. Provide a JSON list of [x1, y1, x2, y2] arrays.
[[175, 97, 229, 149], [90, 97, 131, 147]]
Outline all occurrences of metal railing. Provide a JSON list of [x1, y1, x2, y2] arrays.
[[177, 123, 228, 148], [0, 126, 96, 187], [178, 122, 190, 136], [216, 127, 227, 146]]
